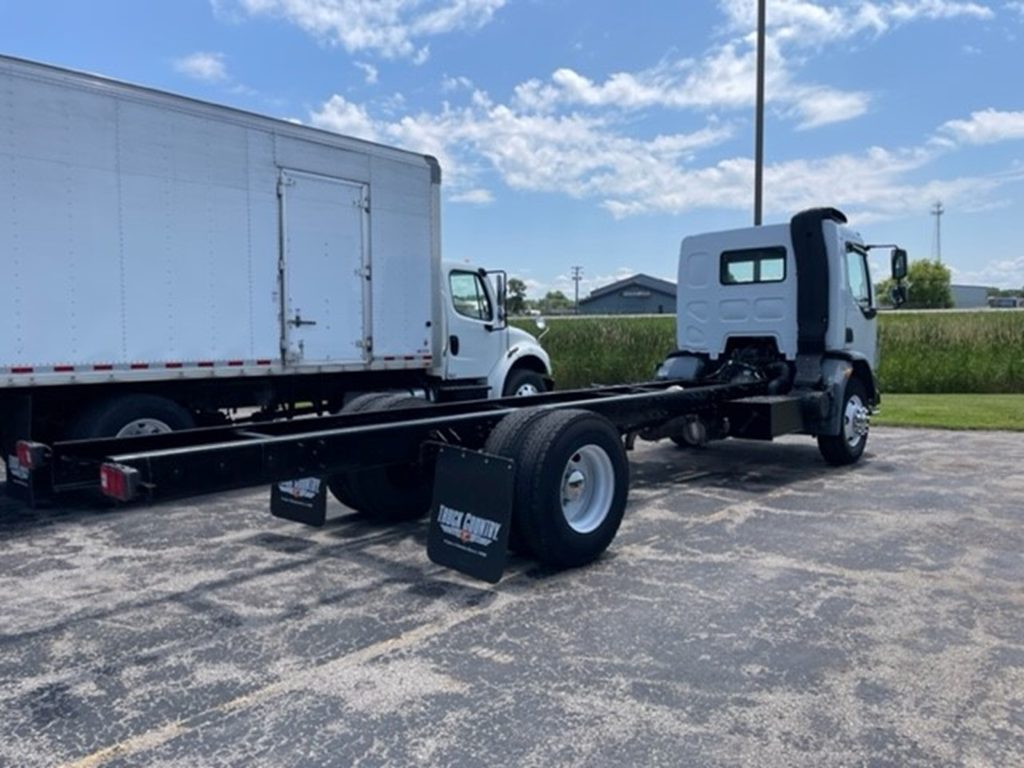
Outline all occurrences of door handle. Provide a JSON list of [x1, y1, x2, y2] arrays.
[[449, 335, 460, 355], [289, 311, 317, 328]]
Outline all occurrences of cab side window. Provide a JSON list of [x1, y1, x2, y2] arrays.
[[450, 271, 493, 321], [846, 251, 872, 307]]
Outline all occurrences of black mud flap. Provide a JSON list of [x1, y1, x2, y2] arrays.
[[271, 477, 327, 527], [427, 445, 513, 584], [4, 453, 52, 507]]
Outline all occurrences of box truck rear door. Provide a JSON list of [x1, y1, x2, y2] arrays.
[[281, 170, 369, 365]]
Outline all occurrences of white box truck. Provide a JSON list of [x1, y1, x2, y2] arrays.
[[0, 55, 551, 462]]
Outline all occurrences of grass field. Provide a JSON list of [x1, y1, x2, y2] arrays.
[[874, 394, 1024, 431], [878, 311, 1024, 393], [515, 311, 1024, 394]]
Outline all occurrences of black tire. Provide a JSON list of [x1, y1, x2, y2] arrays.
[[68, 395, 195, 439], [502, 368, 546, 397], [511, 409, 629, 568], [483, 408, 553, 555], [818, 378, 870, 466], [331, 395, 434, 522], [326, 393, 401, 509]]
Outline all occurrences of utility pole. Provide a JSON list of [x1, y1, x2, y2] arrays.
[[754, 0, 766, 226], [931, 200, 944, 263], [571, 266, 583, 314]]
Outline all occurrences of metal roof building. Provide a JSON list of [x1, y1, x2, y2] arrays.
[[578, 274, 677, 315]]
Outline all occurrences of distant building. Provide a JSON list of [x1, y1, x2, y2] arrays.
[[578, 274, 676, 315], [951, 284, 989, 309], [988, 295, 1023, 309]]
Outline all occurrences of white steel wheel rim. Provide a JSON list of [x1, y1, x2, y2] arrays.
[[116, 418, 174, 438], [514, 382, 540, 396], [560, 444, 615, 534], [843, 395, 870, 448]]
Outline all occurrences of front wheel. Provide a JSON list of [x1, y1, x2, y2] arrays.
[[502, 369, 547, 397], [818, 378, 870, 466]]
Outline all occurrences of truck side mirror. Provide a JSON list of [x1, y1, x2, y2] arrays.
[[486, 269, 508, 330], [891, 248, 908, 281], [890, 284, 907, 308]]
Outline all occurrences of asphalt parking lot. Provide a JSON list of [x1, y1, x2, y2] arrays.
[[1, 427, 1022, 767]]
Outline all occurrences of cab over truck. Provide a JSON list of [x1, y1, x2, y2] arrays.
[[0, 55, 551, 476], [12, 206, 908, 583]]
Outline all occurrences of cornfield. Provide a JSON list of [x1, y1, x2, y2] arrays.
[[514, 311, 1024, 393]]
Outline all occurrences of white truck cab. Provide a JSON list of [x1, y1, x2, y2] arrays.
[[441, 263, 551, 398], [660, 208, 907, 465], [676, 212, 881, 370]]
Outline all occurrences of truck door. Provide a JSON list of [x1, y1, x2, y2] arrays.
[[842, 244, 878, 366], [444, 269, 503, 382], [280, 170, 369, 365]]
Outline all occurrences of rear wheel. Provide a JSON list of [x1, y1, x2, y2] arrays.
[[68, 395, 195, 439], [484, 408, 553, 554], [508, 409, 629, 568], [325, 393, 399, 510], [818, 378, 870, 466], [328, 395, 434, 522]]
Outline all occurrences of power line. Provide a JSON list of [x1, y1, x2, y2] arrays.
[[571, 265, 583, 314]]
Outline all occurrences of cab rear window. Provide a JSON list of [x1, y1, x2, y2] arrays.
[[720, 247, 787, 284]]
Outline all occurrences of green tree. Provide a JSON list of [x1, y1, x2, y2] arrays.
[[904, 259, 953, 309], [507, 277, 528, 315], [875, 277, 896, 307], [538, 290, 574, 314]]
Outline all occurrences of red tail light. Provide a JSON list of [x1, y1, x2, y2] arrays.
[[100, 463, 141, 502], [15, 440, 48, 470]]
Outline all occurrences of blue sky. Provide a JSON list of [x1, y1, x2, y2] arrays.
[[3, 0, 1024, 297]]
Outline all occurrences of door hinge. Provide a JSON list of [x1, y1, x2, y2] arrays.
[[277, 176, 296, 196], [356, 337, 373, 352], [356, 265, 371, 280]]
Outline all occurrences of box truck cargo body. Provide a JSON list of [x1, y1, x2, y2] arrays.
[[0, 55, 550, 455]]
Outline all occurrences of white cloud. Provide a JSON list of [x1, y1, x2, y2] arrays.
[[310, 85, 1024, 222], [311, 94, 379, 141], [1008, 1, 1024, 17], [718, 0, 993, 45], [355, 61, 378, 84], [952, 255, 1024, 288], [449, 188, 494, 204], [512, 24, 870, 130], [215, 0, 506, 60], [174, 51, 229, 82], [442, 75, 474, 92], [940, 109, 1024, 144]]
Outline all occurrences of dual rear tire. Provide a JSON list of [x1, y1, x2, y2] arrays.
[[327, 401, 630, 569], [327, 393, 434, 522], [485, 409, 629, 568]]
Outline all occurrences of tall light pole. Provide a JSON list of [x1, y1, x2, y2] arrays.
[[931, 200, 944, 263], [754, 0, 766, 226], [571, 265, 583, 314]]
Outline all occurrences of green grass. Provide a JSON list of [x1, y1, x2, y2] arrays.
[[878, 311, 1024, 393], [515, 311, 1024, 394], [874, 394, 1024, 431], [514, 316, 675, 389]]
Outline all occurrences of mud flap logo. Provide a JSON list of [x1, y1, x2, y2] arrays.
[[428, 445, 513, 584], [437, 504, 502, 549], [270, 476, 327, 527]]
